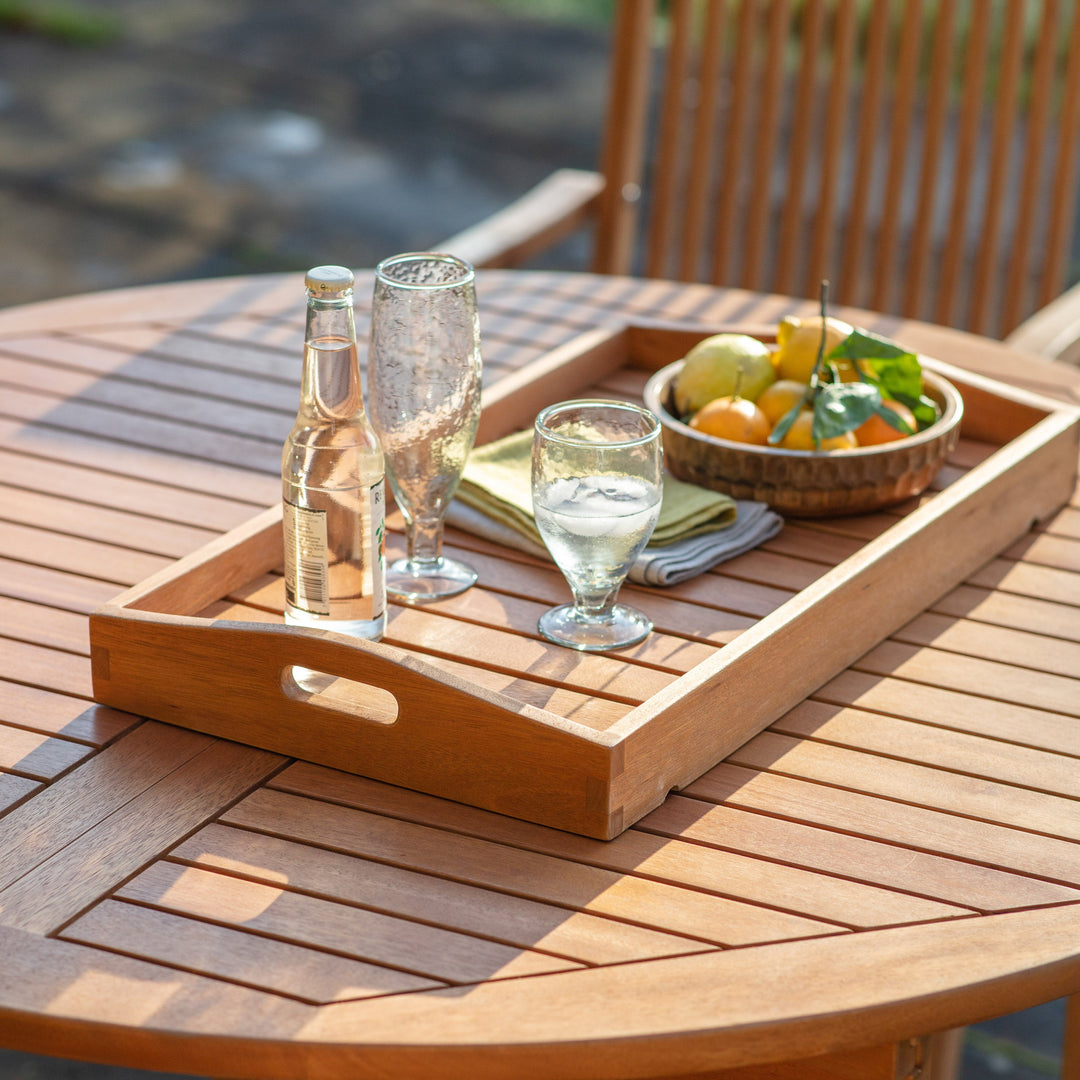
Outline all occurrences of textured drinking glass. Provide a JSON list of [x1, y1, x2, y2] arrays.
[[532, 400, 662, 651], [368, 252, 482, 602]]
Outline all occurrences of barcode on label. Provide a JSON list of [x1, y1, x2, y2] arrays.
[[283, 501, 330, 615]]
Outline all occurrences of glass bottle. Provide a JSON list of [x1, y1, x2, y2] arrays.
[[282, 265, 386, 641]]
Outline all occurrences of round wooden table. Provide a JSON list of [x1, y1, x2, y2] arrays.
[[0, 270, 1078, 1080]]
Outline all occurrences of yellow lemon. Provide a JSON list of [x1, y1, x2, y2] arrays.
[[774, 316, 853, 384], [776, 314, 800, 348]]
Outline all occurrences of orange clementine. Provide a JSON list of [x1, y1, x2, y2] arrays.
[[690, 395, 771, 445], [853, 399, 917, 445], [756, 379, 810, 426], [777, 410, 858, 451]]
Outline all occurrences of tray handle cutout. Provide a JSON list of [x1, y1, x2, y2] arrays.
[[282, 664, 399, 726]]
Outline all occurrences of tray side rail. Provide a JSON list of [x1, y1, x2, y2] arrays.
[[89, 606, 624, 838], [604, 394, 1080, 830]]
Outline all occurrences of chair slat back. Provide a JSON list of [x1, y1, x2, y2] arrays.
[[1044, 4, 1080, 308], [592, 0, 655, 278], [594, 0, 1080, 338]]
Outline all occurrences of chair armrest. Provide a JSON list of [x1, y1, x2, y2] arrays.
[[1004, 281, 1080, 366], [437, 168, 604, 269]]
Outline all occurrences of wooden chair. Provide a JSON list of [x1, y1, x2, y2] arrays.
[[444, 5, 1080, 1076], [443, 0, 1080, 355]]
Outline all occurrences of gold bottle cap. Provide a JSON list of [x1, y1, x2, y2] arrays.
[[305, 265, 354, 296]]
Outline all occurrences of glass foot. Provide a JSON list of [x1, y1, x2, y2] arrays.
[[386, 556, 477, 604], [538, 603, 652, 652]]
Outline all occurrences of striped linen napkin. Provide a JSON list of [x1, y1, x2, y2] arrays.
[[447, 429, 782, 586]]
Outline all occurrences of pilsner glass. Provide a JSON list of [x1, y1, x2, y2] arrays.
[[368, 252, 481, 602], [531, 399, 662, 651]]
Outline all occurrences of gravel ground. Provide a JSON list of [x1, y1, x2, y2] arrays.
[[0, 0, 604, 309]]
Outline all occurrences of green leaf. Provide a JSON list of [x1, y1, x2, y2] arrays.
[[827, 329, 928, 419], [875, 403, 915, 435], [892, 390, 939, 428], [827, 329, 911, 362], [868, 354, 924, 403], [813, 382, 881, 442], [767, 400, 804, 445]]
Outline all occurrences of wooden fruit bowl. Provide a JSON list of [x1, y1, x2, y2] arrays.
[[642, 362, 964, 517]]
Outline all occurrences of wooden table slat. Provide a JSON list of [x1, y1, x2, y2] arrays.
[[262, 768, 972, 929], [0, 521, 168, 586], [931, 582, 1080, 643], [118, 861, 587, 984], [772, 700, 1080, 798], [0, 737, 284, 934], [0, 721, 209, 891], [730, 729, 1080, 842], [0, 445, 258, 532], [0, 682, 138, 745], [0, 773, 42, 815], [64, 323, 297, 368], [2, 332, 298, 410], [0, 722, 93, 780], [62, 897, 444, 1002], [0, 379, 284, 474], [222, 786, 844, 946], [169, 822, 712, 966], [892, 610, 1080, 679], [0, 416, 280, 508], [689, 763, 1080, 884], [0, 555, 120, 613], [0, 352, 296, 443], [0, 595, 91, 654], [0, 638, 94, 697], [1044, 504, 1080, 538], [0, 484, 219, 557], [641, 794, 1080, 911], [857, 639, 1080, 716], [1003, 530, 1080, 571], [967, 555, 1080, 606], [817, 669, 1080, 753]]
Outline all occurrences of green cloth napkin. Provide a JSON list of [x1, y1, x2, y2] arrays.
[[455, 429, 736, 549]]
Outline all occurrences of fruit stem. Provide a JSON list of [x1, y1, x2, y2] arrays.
[[806, 279, 832, 451], [808, 279, 830, 390]]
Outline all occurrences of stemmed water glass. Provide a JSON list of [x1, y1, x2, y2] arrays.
[[531, 399, 662, 651], [368, 252, 482, 603]]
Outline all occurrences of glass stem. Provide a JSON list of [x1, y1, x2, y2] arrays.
[[407, 516, 444, 568], [572, 586, 620, 621]]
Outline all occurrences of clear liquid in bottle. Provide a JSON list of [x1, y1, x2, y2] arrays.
[[282, 271, 386, 644]]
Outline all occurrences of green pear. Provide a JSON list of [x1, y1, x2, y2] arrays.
[[674, 334, 776, 416]]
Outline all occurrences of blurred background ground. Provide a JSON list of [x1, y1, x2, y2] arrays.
[[0, 1, 1071, 1077], [0, 0, 607, 310]]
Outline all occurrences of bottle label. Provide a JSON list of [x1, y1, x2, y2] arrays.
[[283, 501, 331, 616], [370, 477, 387, 618]]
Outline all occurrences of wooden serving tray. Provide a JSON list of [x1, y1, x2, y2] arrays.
[[88, 321, 1080, 840]]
